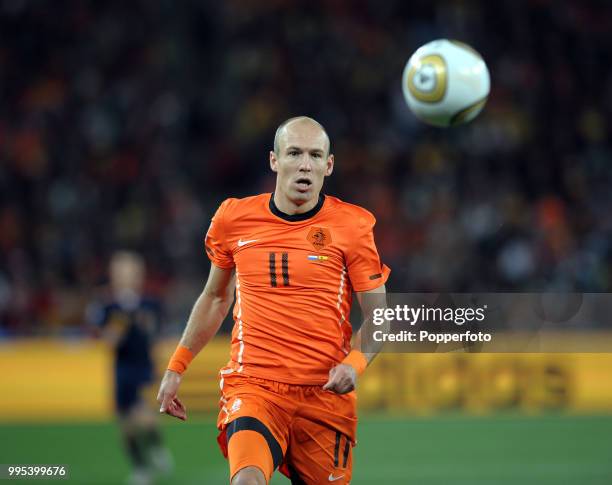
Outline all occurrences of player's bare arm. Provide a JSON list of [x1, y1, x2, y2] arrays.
[[157, 262, 235, 420], [177, 263, 235, 355], [323, 284, 387, 394]]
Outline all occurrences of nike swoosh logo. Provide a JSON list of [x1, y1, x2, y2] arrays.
[[237, 239, 258, 247], [328, 473, 345, 482]]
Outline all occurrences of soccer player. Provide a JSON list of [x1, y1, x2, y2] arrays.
[[89, 251, 173, 485], [157, 117, 390, 484]]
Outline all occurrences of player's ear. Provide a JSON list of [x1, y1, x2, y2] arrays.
[[325, 154, 334, 176], [270, 151, 279, 173]]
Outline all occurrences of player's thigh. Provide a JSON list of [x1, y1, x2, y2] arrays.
[[221, 413, 287, 483], [115, 377, 141, 417], [218, 383, 289, 482], [115, 366, 152, 416], [127, 399, 158, 427], [286, 418, 353, 485], [227, 429, 275, 484]]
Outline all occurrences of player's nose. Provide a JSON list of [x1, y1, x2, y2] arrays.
[[297, 156, 312, 171]]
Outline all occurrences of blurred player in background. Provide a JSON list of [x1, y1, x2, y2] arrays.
[[88, 251, 173, 485], [157, 117, 389, 484]]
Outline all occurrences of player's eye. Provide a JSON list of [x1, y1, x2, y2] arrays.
[[288, 151, 299, 156], [311, 152, 321, 158]]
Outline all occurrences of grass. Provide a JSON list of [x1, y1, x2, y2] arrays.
[[1, 414, 611, 484]]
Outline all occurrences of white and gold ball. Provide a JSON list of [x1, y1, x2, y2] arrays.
[[402, 39, 490, 127]]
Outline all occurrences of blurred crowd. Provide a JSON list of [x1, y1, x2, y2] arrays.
[[1, 0, 611, 335]]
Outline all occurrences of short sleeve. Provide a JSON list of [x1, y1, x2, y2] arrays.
[[204, 200, 235, 268], [345, 211, 391, 292]]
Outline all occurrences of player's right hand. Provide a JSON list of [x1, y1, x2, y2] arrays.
[[157, 370, 187, 421], [322, 363, 357, 394]]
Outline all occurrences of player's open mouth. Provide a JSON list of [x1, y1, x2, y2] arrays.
[[295, 178, 312, 191]]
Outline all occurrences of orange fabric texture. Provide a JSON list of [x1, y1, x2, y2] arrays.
[[342, 350, 368, 375], [217, 372, 355, 484], [205, 193, 390, 385], [227, 430, 274, 483], [166, 345, 193, 374], [282, 419, 353, 485]]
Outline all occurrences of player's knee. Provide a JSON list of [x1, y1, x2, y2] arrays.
[[119, 416, 137, 436], [231, 465, 266, 485], [130, 404, 156, 427]]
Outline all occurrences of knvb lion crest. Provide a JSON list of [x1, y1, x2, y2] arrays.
[[307, 227, 332, 250]]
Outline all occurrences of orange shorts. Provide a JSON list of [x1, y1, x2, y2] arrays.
[[216, 370, 357, 484]]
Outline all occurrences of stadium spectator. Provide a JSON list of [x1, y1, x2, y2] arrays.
[[0, 1, 611, 335]]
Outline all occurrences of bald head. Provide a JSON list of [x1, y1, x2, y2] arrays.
[[273, 116, 331, 157]]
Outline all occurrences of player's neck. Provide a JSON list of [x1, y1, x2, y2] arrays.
[[273, 191, 320, 215]]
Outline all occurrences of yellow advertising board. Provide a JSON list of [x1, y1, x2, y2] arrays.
[[1, 337, 612, 421], [0, 339, 112, 421]]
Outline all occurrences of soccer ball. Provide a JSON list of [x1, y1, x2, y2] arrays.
[[402, 39, 490, 127]]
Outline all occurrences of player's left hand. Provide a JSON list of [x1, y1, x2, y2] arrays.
[[322, 363, 357, 394]]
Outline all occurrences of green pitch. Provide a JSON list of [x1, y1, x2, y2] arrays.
[[1, 415, 611, 484]]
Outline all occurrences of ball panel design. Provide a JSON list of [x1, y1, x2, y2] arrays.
[[450, 96, 488, 125], [402, 39, 490, 127], [449, 39, 483, 60], [406, 54, 447, 103]]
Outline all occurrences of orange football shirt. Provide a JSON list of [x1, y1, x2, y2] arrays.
[[205, 193, 390, 385]]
